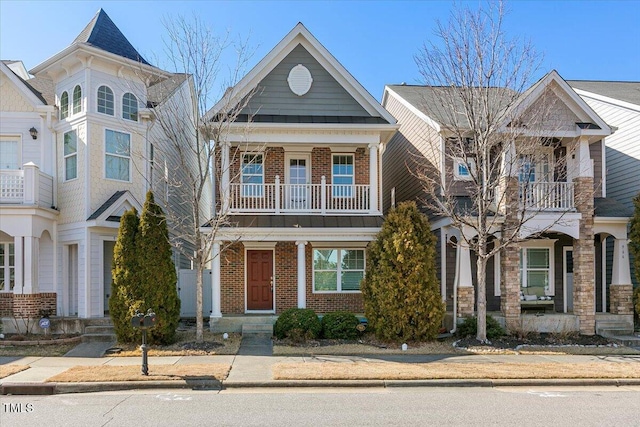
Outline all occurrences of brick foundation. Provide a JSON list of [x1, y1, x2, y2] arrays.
[[457, 286, 475, 318], [0, 293, 57, 317], [609, 284, 634, 315]]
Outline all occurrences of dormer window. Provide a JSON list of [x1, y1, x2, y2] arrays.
[[97, 85, 114, 116], [72, 85, 82, 115], [122, 93, 138, 121], [60, 91, 69, 119]]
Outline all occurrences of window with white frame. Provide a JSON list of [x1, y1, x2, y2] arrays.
[[241, 154, 263, 197], [313, 249, 365, 292], [97, 85, 114, 116], [520, 244, 554, 296], [72, 85, 82, 115], [63, 130, 77, 181], [122, 92, 138, 121], [0, 242, 15, 292], [453, 157, 474, 181], [105, 129, 130, 181], [0, 137, 19, 169], [60, 91, 69, 119], [332, 155, 354, 197]]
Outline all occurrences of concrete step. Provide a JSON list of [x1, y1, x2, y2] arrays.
[[211, 315, 277, 333], [605, 334, 640, 348], [82, 333, 117, 343], [598, 327, 635, 337], [84, 325, 115, 334], [242, 323, 273, 336]]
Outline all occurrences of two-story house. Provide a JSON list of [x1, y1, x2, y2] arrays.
[[0, 9, 200, 327], [204, 24, 397, 330], [382, 71, 634, 335]]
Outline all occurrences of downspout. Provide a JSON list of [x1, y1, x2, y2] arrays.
[[450, 241, 460, 334]]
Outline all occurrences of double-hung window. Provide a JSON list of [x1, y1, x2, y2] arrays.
[[60, 91, 69, 119], [122, 93, 138, 121], [105, 130, 130, 181], [72, 85, 82, 115], [0, 242, 15, 292], [241, 154, 263, 197], [63, 130, 78, 181], [332, 155, 354, 197], [520, 245, 553, 296], [313, 249, 365, 292], [97, 86, 114, 116]]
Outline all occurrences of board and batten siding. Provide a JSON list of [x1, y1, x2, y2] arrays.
[[241, 45, 370, 117]]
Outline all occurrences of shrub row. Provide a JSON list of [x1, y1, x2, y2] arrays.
[[274, 308, 362, 341]]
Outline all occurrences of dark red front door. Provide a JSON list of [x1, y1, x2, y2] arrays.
[[247, 250, 273, 310]]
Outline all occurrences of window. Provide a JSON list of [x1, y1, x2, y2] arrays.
[[63, 131, 78, 181], [313, 249, 365, 292], [332, 155, 354, 197], [72, 85, 82, 115], [122, 93, 138, 121], [0, 242, 15, 292], [241, 154, 263, 197], [97, 86, 114, 115], [520, 245, 554, 295], [518, 152, 552, 184], [0, 137, 19, 169], [453, 157, 474, 181], [60, 91, 69, 119], [105, 130, 130, 181]]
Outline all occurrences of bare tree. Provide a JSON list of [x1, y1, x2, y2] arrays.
[[414, 1, 586, 341]]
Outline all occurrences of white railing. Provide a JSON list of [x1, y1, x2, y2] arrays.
[[520, 182, 574, 210], [228, 175, 371, 214], [0, 163, 53, 207]]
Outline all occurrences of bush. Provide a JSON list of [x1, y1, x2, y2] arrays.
[[457, 316, 505, 340], [634, 287, 640, 324], [321, 311, 360, 340], [274, 308, 321, 341]]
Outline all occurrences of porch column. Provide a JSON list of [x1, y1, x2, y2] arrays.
[[13, 236, 24, 294], [23, 162, 39, 205], [610, 238, 634, 315], [500, 175, 521, 332], [573, 170, 596, 334], [368, 143, 379, 214], [210, 242, 222, 319], [456, 240, 474, 318], [220, 141, 231, 214], [21, 236, 38, 294], [296, 241, 307, 308]]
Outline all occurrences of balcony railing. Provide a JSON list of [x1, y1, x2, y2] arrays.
[[0, 164, 53, 207], [228, 175, 371, 214], [520, 182, 574, 210]]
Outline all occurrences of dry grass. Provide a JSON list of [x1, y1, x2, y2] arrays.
[[273, 340, 464, 356], [113, 331, 241, 356], [273, 361, 640, 380], [0, 364, 29, 378], [0, 343, 79, 357], [46, 364, 230, 383]]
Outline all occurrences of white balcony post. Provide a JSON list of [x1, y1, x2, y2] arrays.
[[575, 136, 594, 178], [210, 242, 222, 319], [369, 143, 379, 214], [321, 176, 327, 214], [220, 141, 231, 214], [275, 175, 281, 214], [457, 239, 474, 288], [23, 162, 39, 205], [296, 241, 307, 308], [611, 239, 632, 285]]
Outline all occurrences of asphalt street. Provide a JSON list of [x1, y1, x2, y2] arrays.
[[2, 386, 639, 427]]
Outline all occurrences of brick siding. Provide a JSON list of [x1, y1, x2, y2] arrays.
[[0, 293, 57, 317]]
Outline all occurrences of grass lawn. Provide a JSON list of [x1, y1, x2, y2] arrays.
[[46, 364, 230, 383], [0, 365, 29, 379], [0, 343, 79, 357]]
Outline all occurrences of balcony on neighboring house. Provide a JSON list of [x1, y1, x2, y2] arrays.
[[0, 163, 53, 208], [519, 181, 575, 210]]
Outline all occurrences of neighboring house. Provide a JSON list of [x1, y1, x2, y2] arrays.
[[0, 9, 200, 324], [568, 80, 640, 288], [204, 23, 397, 329], [381, 71, 634, 335]]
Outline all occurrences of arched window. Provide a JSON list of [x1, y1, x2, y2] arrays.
[[72, 85, 82, 115], [122, 93, 138, 121], [97, 85, 114, 116], [60, 91, 69, 119]]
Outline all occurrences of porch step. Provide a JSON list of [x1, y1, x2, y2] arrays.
[[210, 315, 277, 333], [82, 324, 116, 343], [606, 334, 640, 348], [83, 325, 115, 335], [242, 323, 274, 336], [598, 327, 635, 337]]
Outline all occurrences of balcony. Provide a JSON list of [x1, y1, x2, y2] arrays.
[[520, 182, 574, 211], [228, 176, 372, 214], [0, 163, 53, 208]]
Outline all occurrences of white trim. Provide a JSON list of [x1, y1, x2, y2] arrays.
[[0, 62, 47, 107], [0, 134, 22, 170], [383, 86, 441, 132], [440, 228, 446, 302], [312, 247, 364, 294], [600, 138, 606, 197], [601, 238, 607, 313], [572, 88, 640, 113], [96, 84, 116, 117], [98, 235, 117, 315], [72, 84, 83, 116], [214, 227, 380, 242], [244, 248, 275, 313], [104, 128, 132, 182], [62, 129, 78, 181], [121, 92, 139, 122], [520, 240, 556, 296], [494, 250, 501, 297], [242, 241, 277, 250], [563, 246, 573, 313], [453, 157, 474, 181]]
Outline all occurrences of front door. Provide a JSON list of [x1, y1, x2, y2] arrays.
[[103, 240, 115, 315], [286, 156, 310, 210], [247, 250, 273, 311]]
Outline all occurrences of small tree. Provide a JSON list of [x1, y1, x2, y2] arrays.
[[138, 190, 180, 344], [110, 208, 142, 343], [361, 201, 445, 341]]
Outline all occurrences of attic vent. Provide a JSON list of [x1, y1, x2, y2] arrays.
[[287, 64, 313, 96]]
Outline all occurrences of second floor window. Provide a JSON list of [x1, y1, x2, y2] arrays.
[[72, 85, 82, 115], [64, 130, 78, 181], [97, 86, 114, 116], [241, 154, 263, 197], [60, 91, 69, 119], [105, 130, 130, 181], [122, 93, 138, 121], [332, 155, 354, 197]]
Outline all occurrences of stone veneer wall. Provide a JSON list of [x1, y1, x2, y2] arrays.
[[573, 176, 596, 335], [609, 285, 634, 315], [500, 177, 521, 332], [457, 287, 475, 318]]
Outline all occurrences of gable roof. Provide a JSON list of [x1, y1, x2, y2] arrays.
[[87, 190, 142, 223], [73, 9, 150, 65], [567, 80, 640, 107], [0, 61, 50, 106], [207, 23, 395, 125]]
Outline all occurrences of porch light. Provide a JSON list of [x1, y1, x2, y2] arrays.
[[29, 127, 38, 140]]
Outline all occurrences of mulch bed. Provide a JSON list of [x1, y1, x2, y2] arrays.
[[455, 332, 616, 350]]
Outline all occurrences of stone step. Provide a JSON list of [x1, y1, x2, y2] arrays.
[[598, 327, 635, 337], [84, 325, 115, 334], [82, 333, 117, 343], [242, 323, 273, 336], [605, 334, 640, 348]]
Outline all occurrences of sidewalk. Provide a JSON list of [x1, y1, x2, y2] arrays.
[[2, 351, 640, 395]]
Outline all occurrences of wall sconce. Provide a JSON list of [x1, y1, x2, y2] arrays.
[[29, 127, 38, 140]]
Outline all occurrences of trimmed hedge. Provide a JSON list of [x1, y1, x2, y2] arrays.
[[457, 315, 505, 340], [274, 308, 321, 341], [321, 311, 360, 340]]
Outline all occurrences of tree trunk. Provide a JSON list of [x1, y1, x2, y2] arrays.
[[476, 254, 488, 343], [195, 259, 204, 343]]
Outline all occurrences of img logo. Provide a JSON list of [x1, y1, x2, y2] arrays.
[[3, 403, 34, 413]]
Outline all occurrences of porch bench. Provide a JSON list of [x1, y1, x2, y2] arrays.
[[520, 299, 555, 312]]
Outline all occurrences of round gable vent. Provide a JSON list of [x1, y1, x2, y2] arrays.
[[287, 64, 313, 96]]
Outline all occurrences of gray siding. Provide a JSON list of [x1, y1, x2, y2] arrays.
[[241, 45, 370, 117], [589, 140, 603, 198]]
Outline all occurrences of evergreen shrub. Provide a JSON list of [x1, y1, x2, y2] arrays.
[[457, 315, 505, 340], [274, 308, 321, 341], [321, 311, 360, 340]]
